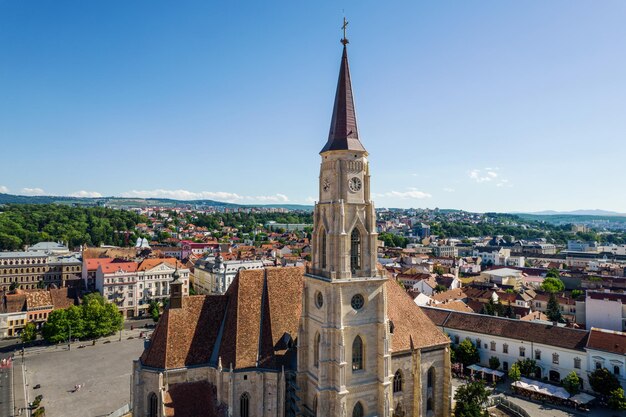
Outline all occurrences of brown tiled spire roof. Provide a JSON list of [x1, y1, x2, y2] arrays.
[[320, 45, 367, 154]]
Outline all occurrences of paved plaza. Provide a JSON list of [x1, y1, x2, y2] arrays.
[[21, 329, 145, 417]]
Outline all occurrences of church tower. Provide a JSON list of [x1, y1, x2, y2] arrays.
[[298, 23, 393, 417]]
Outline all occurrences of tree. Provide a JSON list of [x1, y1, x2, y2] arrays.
[[21, 322, 37, 343], [42, 309, 70, 343], [148, 300, 160, 322], [454, 380, 490, 417], [571, 289, 584, 300], [541, 277, 565, 293], [433, 265, 445, 275], [508, 363, 521, 382], [516, 358, 538, 377], [434, 284, 447, 293], [608, 388, 626, 411], [545, 268, 560, 279], [562, 371, 581, 395], [454, 339, 480, 366], [546, 293, 563, 322], [589, 368, 621, 396], [488, 356, 500, 370]]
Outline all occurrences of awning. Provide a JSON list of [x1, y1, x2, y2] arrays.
[[512, 378, 570, 399], [569, 392, 596, 404], [467, 364, 505, 377]]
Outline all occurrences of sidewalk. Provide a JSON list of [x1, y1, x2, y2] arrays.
[[13, 359, 28, 416]]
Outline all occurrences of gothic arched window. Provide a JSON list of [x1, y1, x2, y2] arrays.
[[148, 392, 158, 417], [313, 395, 318, 416], [240, 392, 250, 417], [393, 369, 403, 393], [427, 398, 434, 411], [314, 332, 320, 367], [350, 228, 361, 271], [352, 335, 363, 371], [427, 367, 435, 388], [321, 229, 327, 269], [352, 401, 364, 417]]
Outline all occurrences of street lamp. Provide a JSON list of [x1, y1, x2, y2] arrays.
[[68, 323, 72, 351]]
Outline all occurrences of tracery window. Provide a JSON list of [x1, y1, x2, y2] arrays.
[[352, 335, 363, 371], [314, 332, 320, 368], [321, 229, 327, 269], [240, 392, 250, 417], [148, 392, 158, 417], [427, 367, 435, 388], [350, 229, 361, 271], [352, 401, 364, 417], [393, 370, 403, 393]]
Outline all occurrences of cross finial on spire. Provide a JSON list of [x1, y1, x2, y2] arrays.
[[341, 17, 349, 46]]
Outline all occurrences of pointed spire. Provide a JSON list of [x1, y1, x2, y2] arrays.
[[320, 22, 367, 154]]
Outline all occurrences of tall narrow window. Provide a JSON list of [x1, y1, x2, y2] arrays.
[[427, 367, 435, 388], [148, 392, 158, 417], [352, 401, 364, 417], [314, 332, 320, 367], [321, 230, 327, 269], [352, 335, 363, 371], [313, 396, 318, 415], [393, 370, 403, 393], [240, 392, 250, 417], [350, 229, 361, 271]]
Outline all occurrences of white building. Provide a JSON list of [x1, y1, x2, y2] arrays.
[[193, 255, 263, 294], [423, 307, 591, 387], [585, 328, 626, 389], [584, 292, 626, 332]]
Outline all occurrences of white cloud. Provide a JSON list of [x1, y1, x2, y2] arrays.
[[70, 190, 103, 198], [0, 185, 8, 193], [443, 187, 455, 193], [374, 188, 432, 199], [20, 187, 45, 196], [469, 169, 499, 183], [468, 168, 511, 188], [120, 189, 289, 204], [305, 196, 316, 204]]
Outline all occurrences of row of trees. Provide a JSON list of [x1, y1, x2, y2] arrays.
[[0, 204, 147, 250], [42, 293, 124, 343]]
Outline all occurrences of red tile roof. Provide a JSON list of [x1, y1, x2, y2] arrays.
[[137, 258, 183, 271], [421, 307, 589, 351], [85, 258, 114, 271], [586, 328, 626, 355], [141, 267, 448, 371], [386, 280, 450, 351], [99, 262, 138, 274]]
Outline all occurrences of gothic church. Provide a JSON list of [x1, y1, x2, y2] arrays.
[[132, 34, 451, 417]]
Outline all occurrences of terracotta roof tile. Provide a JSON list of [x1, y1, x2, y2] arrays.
[[141, 295, 227, 369], [586, 328, 626, 355], [137, 258, 184, 271], [386, 280, 450, 351], [85, 258, 114, 271], [99, 262, 138, 274], [421, 307, 589, 351], [25, 290, 53, 309]]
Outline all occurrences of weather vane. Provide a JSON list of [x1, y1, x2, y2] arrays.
[[341, 17, 349, 45]]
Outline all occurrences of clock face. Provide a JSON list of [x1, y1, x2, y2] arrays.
[[348, 176, 362, 192], [322, 178, 331, 192]]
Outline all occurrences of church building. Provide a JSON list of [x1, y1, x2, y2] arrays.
[[131, 30, 452, 417]]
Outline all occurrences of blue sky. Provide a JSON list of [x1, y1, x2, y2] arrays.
[[1, 1, 626, 212]]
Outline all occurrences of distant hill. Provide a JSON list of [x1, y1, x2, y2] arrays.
[[0, 193, 313, 211], [521, 209, 626, 216]]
